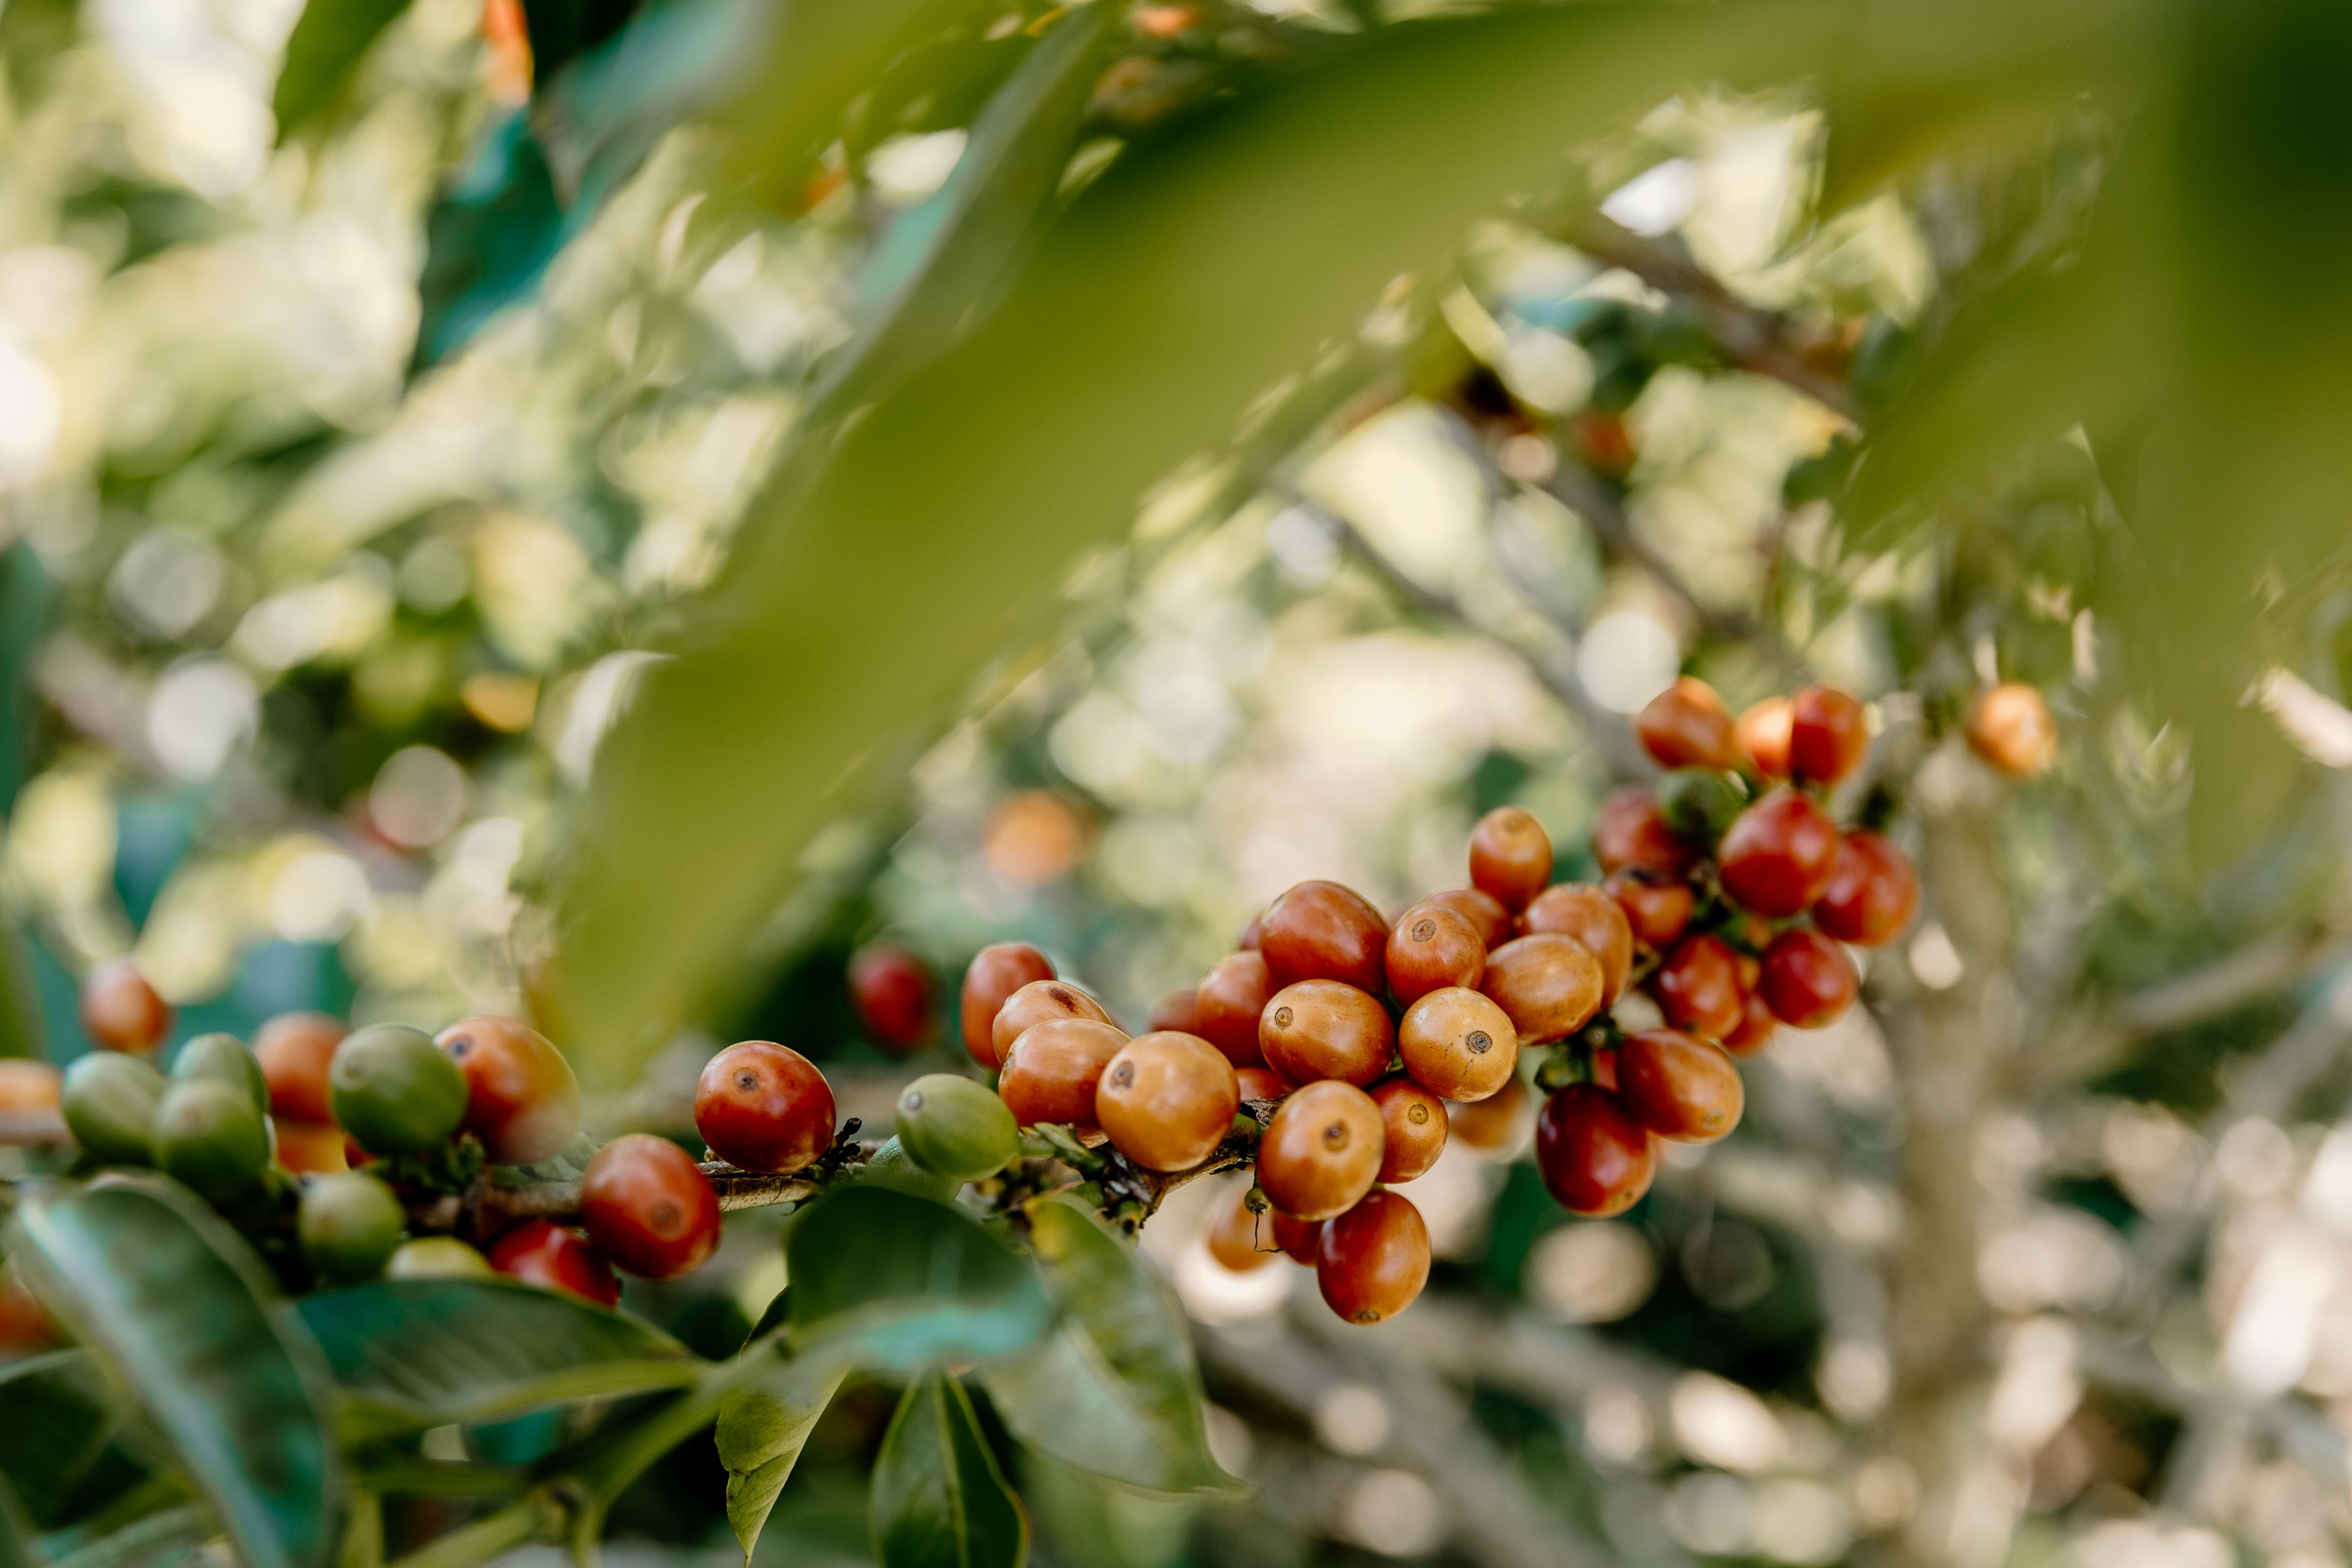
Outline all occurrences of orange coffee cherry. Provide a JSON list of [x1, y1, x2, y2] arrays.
[[1736, 696, 1793, 778], [1270, 1209, 1323, 1263], [1534, 1085, 1655, 1216], [1591, 787, 1696, 875], [1206, 1183, 1278, 1272], [990, 979, 1114, 1066], [1521, 884, 1633, 1002], [1398, 987, 1518, 1101], [1195, 951, 1273, 1068], [960, 942, 1055, 1067], [1424, 885, 1515, 948], [1385, 901, 1485, 1006], [1370, 1077, 1448, 1182], [1788, 684, 1869, 785], [1235, 1065, 1292, 1103], [1967, 682, 2058, 777], [1316, 1189, 1431, 1325], [0, 1058, 62, 1111], [694, 1041, 836, 1174], [848, 944, 934, 1054], [579, 1133, 723, 1279], [0, 1264, 57, 1353], [1604, 868, 1693, 949], [1257, 1081, 1384, 1221], [997, 1017, 1127, 1133], [1479, 934, 1603, 1043], [81, 959, 170, 1053], [254, 1011, 346, 1122], [1759, 928, 1859, 1029], [1811, 830, 1919, 947], [1259, 881, 1389, 992], [1653, 934, 1744, 1039], [436, 1016, 583, 1166], [1259, 980, 1394, 1089], [1636, 677, 1740, 771], [1468, 806, 1553, 912], [1718, 789, 1840, 917], [1148, 987, 1204, 1034], [273, 1117, 349, 1174], [1446, 1074, 1527, 1151], [1097, 1031, 1240, 1172], [1615, 1029, 1745, 1143], [1724, 990, 1779, 1055], [487, 1219, 619, 1306]]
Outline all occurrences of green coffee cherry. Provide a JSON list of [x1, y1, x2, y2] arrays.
[[173, 1032, 268, 1114], [1658, 768, 1745, 841], [152, 1079, 270, 1202], [894, 1074, 1018, 1183], [386, 1237, 493, 1280], [61, 1052, 166, 1165], [299, 1174, 406, 1284], [843, 1136, 964, 1203], [330, 1024, 468, 1156]]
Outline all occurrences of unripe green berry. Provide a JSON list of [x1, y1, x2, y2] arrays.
[[1658, 768, 1745, 841], [894, 1074, 1018, 1183], [386, 1237, 494, 1280], [62, 1052, 167, 1165], [153, 1079, 270, 1202], [173, 1032, 268, 1114], [299, 1174, 406, 1284], [843, 1136, 964, 1204], [330, 1024, 468, 1156]]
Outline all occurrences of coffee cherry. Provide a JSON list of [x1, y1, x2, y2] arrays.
[[846, 1136, 963, 1204], [1521, 884, 1633, 1002], [1718, 790, 1840, 916], [1238, 912, 1264, 950], [1446, 1074, 1527, 1151], [332, 1024, 470, 1157], [436, 1017, 583, 1166], [0, 1058, 61, 1110], [1588, 1044, 1619, 1092], [1235, 1065, 1292, 1102], [1658, 768, 1745, 841], [1636, 677, 1740, 771], [1653, 934, 1744, 1038], [1592, 787, 1695, 874], [299, 1173, 406, 1285], [0, 1265, 56, 1353], [1257, 1081, 1384, 1221], [998, 1017, 1127, 1132], [1534, 1085, 1655, 1216], [1206, 1183, 1277, 1272], [1398, 987, 1518, 1101], [1149, 987, 1204, 1034], [1195, 951, 1273, 1067], [1760, 929, 1858, 1028], [1259, 881, 1388, 992], [62, 1051, 165, 1164], [153, 1079, 270, 1202], [1967, 682, 2057, 777], [274, 1118, 349, 1174], [1615, 1029, 1744, 1142], [1736, 697, 1793, 778], [580, 1134, 721, 1279], [1788, 685, 1867, 784], [1097, 1031, 1240, 1172], [848, 944, 934, 1053], [1259, 980, 1395, 1088], [387, 1236, 494, 1280], [1469, 807, 1553, 911], [255, 1012, 345, 1122], [1725, 991, 1779, 1055], [990, 979, 1115, 1065], [1385, 902, 1485, 1006], [1480, 934, 1603, 1043], [1812, 830, 1919, 947], [1317, 1190, 1431, 1325], [1603, 868, 1693, 950], [895, 1073, 1019, 1181], [172, 1033, 268, 1114], [1370, 1078, 1447, 1182], [487, 1220, 619, 1307], [81, 959, 169, 1053], [695, 1041, 836, 1173], [1271, 1209, 1323, 1263], [960, 942, 1055, 1067]]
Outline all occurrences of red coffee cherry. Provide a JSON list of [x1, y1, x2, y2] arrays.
[[1588, 1044, 1619, 1093], [1259, 980, 1394, 1089], [1811, 830, 1920, 947], [848, 944, 934, 1053], [81, 960, 170, 1053], [1468, 807, 1553, 912], [0, 1266, 56, 1353], [1370, 1078, 1448, 1182], [960, 943, 1055, 1067], [1615, 1029, 1745, 1143], [1725, 990, 1779, 1056], [694, 1041, 836, 1174], [1635, 677, 1739, 771], [997, 1017, 1127, 1132], [1446, 1074, 1526, 1151], [1238, 912, 1264, 950], [487, 1220, 620, 1306], [436, 1016, 583, 1166], [275, 1118, 349, 1174], [254, 1011, 346, 1122], [1259, 881, 1389, 992], [1206, 1184, 1277, 1272], [1653, 934, 1744, 1039], [1148, 987, 1204, 1034], [1534, 1085, 1655, 1216], [1592, 787, 1696, 875], [1788, 685, 1867, 785], [1521, 884, 1633, 1003], [1423, 886, 1514, 948], [1398, 987, 1518, 1101], [1270, 1209, 1323, 1263], [1967, 682, 2058, 777], [1718, 790, 1840, 917], [1760, 929, 1859, 1028], [1479, 934, 1603, 1043], [1604, 868, 1693, 950], [579, 1134, 722, 1279], [1257, 1081, 1384, 1221], [1737, 697, 1793, 778], [990, 979, 1114, 1065], [1317, 1190, 1431, 1325], [1096, 1031, 1240, 1172], [1196, 952, 1273, 1068], [1385, 902, 1485, 1006], [1235, 1065, 1292, 1103]]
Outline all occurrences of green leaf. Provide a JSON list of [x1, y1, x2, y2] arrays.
[[716, 1360, 845, 1564], [6, 1180, 341, 1568], [0, 1476, 35, 1568], [871, 1372, 1027, 1568], [295, 1278, 701, 1439], [0, 1350, 152, 1529], [787, 1187, 1054, 1372], [271, 0, 412, 141], [410, 109, 565, 369], [980, 1198, 1237, 1499], [42, 1505, 213, 1568]]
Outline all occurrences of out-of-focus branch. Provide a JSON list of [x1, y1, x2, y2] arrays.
[[2073, 1330, 2349, 1491]]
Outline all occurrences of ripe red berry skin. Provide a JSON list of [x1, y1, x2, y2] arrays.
[[1725, 990, 1779, 1055], [1522, 884, 1633, 1003], [1737, 697, 1793, 778], [960, 943, 1055, 1067], [1718, 790, 1840, 917], [1534, 1086, 1655, 1216], [1257, 1081, 1384, 1221], [1615, 1030, 1745, 1143], [1235, 1065, 1292, 1103], [1760, 930, 1859, 1029], [81, 960, 171, 1053], [1196, 952, 1274, 1068], [997, 1017, 1127, 1133], [1316, 1191, 1431, 1325], [1604, 869, 1694, 950], [1270, 1210, 1323, 1263], [1592, 787, 1696, 875], [255, 1011, 346, 1122], [1259, 980, 1395, 1089], [579, 1134, 721, 1279], [1207, 1185, 1277, 1272], [1480, 934, 1603, 1044], [1812, 831, 1919, 947], [1095, 1031, 1239, 1172], [1370, 1078, 1447, 1182], [1654, 935, 1745, 1039], [990, 980, 1114, 1065], [1967, 683, 2058, 777], [1788, 686, 1868, 784], [1468, 807, 1553, 912], [436, 1017, 583, 1166], [1238, 912, 1264, 950], [1385, 902, 1485, 1006], [1424, 887, 1514, 948], [848, 945, 934, 1052], [487, 1220, 620, 1306], [1149, 987, 1204, 1034], [1636, 677, 1740, 771], [694, 1041, 836, 1174], [1259, 881, 1389, 992]]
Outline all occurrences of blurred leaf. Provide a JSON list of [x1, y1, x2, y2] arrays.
[[411, 109, 563, 369], [6, 1181, 340, 1568], [520, 0, 635, 83], [296, 1278, 701, 1439], [271, 0, 413, 140], [786, 1187, 1055, 1372], [980, 1198, 1235, 1499], [715, 1360, 844, 1563], [534, 0, 768, 205], [0, 543, 44, 811], [0, 1480, 31, 1568], [42, 1505, 213, 1568], [871, 1372, 1027, 1568], [0, 1350, 151, 1530]]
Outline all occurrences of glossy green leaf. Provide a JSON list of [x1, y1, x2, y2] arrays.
[[981, 1198, 1237, 1499], [410, 108, 564, 369], [270, 0, 412, 140], [871, 1372, 1027, 1568], [786, 1187, 1054, 1372], [0, 1350, 151, 1530], [716, 1359, 845, 1563], [6, 1181, 340, 1568], [42, 1505, 213, 1568]]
